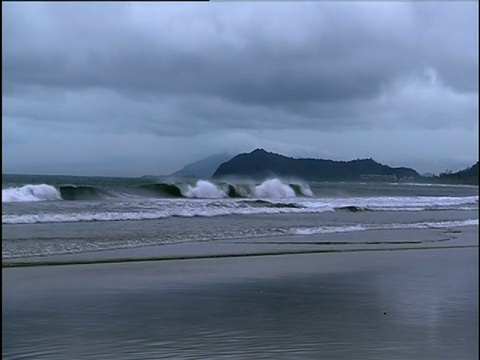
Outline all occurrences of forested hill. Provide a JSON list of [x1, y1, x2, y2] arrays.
[[212, 149, 420, 181], [437, 162, 478, 185]]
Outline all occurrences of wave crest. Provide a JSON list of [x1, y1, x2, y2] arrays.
[[138, 183, 183, 198], [289, 183, 313, 197], [170, 179, 314, 199], [59, 186, 102, 200]]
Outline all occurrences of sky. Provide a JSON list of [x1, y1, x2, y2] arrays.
[[2, 2, 478, 177]]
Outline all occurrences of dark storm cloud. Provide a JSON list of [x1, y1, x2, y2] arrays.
[[4, 3, 477, 103], [2, 2, 478, 175]]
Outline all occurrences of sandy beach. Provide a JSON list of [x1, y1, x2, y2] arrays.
[[3, 227, 478, 359], [3, 225, 477, 267]]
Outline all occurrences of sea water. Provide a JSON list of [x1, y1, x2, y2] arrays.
[[2, 173, 478, 260]]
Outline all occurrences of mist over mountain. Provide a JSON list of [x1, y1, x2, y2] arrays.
[[171, 153, 232, 177], [213, 149, 421, 181]]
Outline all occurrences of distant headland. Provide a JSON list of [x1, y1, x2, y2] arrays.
[[165, 148, 478, 185], [210, 149, 478, 185], [212, 149, 420, 182]]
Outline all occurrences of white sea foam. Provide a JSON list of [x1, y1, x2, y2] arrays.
[[254, 179, 296, 198], [2, 184, 62, 202], [294, 225, 367, 235], [2, 211, 169, 224], [185, 180, 226, 198], [1, 202, 335, 224], [291, 219, 478, 236], [2, 193, 477, 224], [326, 196, 478, 211], [376, 219, 479, 230]]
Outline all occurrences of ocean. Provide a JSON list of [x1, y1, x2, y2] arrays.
[[2, 173, 478, 261], [2, 173, 478, 359]]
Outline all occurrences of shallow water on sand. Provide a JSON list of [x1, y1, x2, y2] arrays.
[[3, 246, 478, 359]]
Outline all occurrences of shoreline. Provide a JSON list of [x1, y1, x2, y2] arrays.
[[2, 225, 477, 268], [2, 244, 477, 268]]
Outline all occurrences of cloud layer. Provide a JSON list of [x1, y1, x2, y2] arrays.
[[2, 2, 478, 175]]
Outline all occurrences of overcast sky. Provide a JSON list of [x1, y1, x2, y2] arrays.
[[2, 2, 478, 176]]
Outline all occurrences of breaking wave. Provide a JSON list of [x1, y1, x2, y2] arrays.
[[1, 178, 314, 203], [59, 186, 104, 200], [138, 183, 183, 198], [2, 184, 62, 202], [185, 180, 226, 198], [254, 179, 296, 198], [137, 179, 313, 199]]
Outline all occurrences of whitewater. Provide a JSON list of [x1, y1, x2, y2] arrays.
[[2, 178, 313, 203]]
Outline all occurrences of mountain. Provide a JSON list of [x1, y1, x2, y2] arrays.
[[437, 162, 478, 185], [212, 148, 420, 181], [171, 153, 232, 178]]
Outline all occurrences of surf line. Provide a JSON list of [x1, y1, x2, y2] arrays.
[[2, 244, 477, 268]]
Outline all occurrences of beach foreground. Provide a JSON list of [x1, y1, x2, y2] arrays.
[[2, 228, 478, 359]]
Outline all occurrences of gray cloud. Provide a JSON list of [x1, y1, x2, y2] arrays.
[[2, 2, 478, 175]]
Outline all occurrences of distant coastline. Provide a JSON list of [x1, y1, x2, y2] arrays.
[[212, 149, 478, 185], [3, 149, 478, 186]]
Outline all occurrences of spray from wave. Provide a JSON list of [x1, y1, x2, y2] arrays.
[[254, 179, 296, 198], [2, 184, 62, 202], [185, 180, 226, 198]]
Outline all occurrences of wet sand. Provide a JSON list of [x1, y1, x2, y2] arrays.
[[2, 227, 478, 359], [2, 225, 477, 266]]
